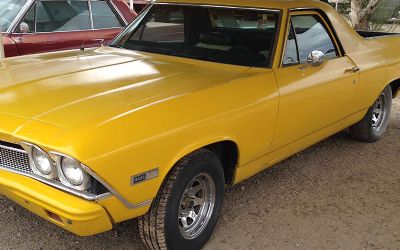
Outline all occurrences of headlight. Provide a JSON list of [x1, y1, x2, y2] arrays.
[[31, 146, 54, 177], [59, 156, 90, 190], [61, 157, 84, 186], [20, 141, 109, 198]]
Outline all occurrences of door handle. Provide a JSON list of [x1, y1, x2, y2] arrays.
[[345, 67, 360, 73]]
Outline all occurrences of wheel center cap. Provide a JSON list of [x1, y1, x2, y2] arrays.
[[182, 197, 191, 209]]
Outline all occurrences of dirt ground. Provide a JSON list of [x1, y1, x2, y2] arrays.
[[1, 98, 399, 250]]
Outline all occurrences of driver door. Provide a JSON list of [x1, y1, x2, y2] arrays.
[[11, 0, 91, 56], [272, 11, 359, 150]]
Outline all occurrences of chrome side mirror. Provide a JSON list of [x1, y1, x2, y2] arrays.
[[307, 50, 325, 66]]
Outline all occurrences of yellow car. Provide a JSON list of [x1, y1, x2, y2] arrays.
[[0, 0, 399, 249]]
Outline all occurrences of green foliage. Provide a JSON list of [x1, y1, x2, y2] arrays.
[[370, 0, 400, 21], [337, 2, 351, 15], [370, 0, 400, 32]]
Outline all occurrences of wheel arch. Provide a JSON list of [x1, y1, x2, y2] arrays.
[[389, 78, 400, 98], [368, 78, 400, 108], [163, 137, 240, 187], [204, 141, 239, 185]]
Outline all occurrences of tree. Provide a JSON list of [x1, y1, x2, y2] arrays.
[[350, 0, 383, 30]]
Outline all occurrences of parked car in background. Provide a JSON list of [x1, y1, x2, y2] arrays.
[[388, 16, 400, 24], [0, 0, 136, 57]]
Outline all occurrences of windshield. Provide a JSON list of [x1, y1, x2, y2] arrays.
[[0, 0, 26, 32], [112, 4, 279, 68]]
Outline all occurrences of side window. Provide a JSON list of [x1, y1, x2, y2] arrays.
[[19, 5, 35, 33], [36, 2, 52, 32], [283, 22, 299, 66], [35, 0, 91, 32], [91, 1, 123, 29], [291, 15, 338, 63]]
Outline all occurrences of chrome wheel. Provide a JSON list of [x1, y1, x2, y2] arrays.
[[178, 173, 216, 240], [372, 93, 388, 132]]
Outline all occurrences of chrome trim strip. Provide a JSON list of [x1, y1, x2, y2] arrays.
[[0, 165, 99, 201], [111, 3, 152, 46], [50, 151, 152, 209], [95, 192, 113, 200], [359, 33, 400, 39], [12, 27, 123, 36], [109, 0, 128, 25], [82, 162, 153, 209], [156, 2, 281, 12], [0, 144, 26, 154], [34, 0, 38, 33], [88, 0, 95, 30]]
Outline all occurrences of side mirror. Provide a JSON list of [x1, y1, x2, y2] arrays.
[[19, 22, 30, 34], [307, 50, 325, 66]]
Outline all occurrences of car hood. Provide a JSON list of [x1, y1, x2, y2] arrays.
[[0, 47, 248, 129]]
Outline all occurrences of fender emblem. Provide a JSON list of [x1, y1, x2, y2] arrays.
[[131, 168, 159, 185]]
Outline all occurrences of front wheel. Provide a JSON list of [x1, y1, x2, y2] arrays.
[[350, 85, 392, 142], [138, 149, 225, 250]]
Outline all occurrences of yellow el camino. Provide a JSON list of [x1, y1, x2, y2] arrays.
[[0, 0, 399, 249]]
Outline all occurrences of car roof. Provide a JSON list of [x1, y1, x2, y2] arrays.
[[156, 0, 329, 11]]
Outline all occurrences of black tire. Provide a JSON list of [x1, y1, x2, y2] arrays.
[[138, 149, 225, 250], [349, 85, 392, 142]]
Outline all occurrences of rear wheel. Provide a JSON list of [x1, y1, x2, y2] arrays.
[[138, 149, 225, 250], [350, 85, 392, 142]]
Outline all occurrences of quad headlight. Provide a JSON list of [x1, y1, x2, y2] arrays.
[[58, 156, 90, 190], [61, 157, 85, 186], [30, 146, 56, 179], [20, 142, 93, 192], [31, 146, 53, 175]]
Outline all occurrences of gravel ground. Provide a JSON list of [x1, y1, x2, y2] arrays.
[[1, 98, 399, 250]]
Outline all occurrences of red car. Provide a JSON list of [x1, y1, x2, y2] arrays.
[[1, 0, 136, 57]]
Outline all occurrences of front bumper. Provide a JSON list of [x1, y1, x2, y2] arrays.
[[0, 169, 113, 236]]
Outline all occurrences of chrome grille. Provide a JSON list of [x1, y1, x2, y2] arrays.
[[0, 144, 32, 174]]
